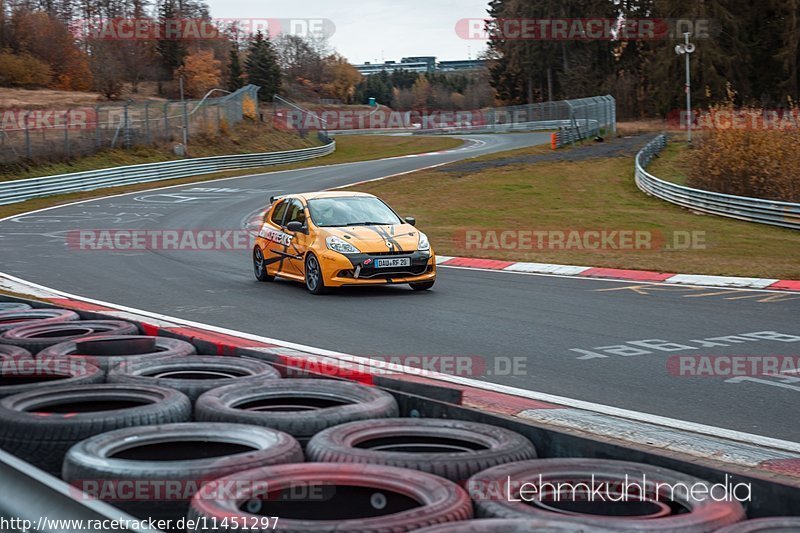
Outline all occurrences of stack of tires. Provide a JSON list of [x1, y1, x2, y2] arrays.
[[0, 303, 793, 532]]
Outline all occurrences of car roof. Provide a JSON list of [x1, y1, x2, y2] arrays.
[[294, 191, 376, 202]]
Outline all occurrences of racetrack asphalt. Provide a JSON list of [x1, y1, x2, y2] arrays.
[[1, 132, 798, 442]]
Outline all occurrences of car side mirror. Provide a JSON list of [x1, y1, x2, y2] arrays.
[[286, 221, 305, 233], [405, 217, 416, 226]]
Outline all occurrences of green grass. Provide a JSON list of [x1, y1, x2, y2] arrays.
[[345, 143, 800, 279], [646, 141, 691, 185], [0, 134, 463, 220]]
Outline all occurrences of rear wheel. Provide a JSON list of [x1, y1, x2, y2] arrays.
[[305, 253, 329, 295], [253, 247, 274, 282], [410, 280, 435, 291]]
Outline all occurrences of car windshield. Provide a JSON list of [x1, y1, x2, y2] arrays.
[[308, 197, 403, 227]]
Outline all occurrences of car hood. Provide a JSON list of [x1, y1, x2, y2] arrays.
[[322, 224, 421, 254]]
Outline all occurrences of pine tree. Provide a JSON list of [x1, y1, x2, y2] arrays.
[[245, 31, 281, 101], [155, 0, 186, 80], [228, 41, 244, 91]]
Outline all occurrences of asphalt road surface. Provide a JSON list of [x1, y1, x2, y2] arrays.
[[2, 132, 798, 442]]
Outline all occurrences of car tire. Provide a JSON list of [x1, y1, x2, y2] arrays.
[[1, 321, 139, 353], [304, 253, 330, 295], [63, 422, 303, 521], [195, 379, 399, 444], [416, 518, 616, 532], [107, 355, 282, 401], [0, 303, 32, 313], [36, 335, 196, 371], [0, 344, 32, 362], [410, 280, 435, 291], [253, 246, 274, 282], [0, 309, 80, 334], [0, 356, 104, 398], [187, 462, 473, 532], [715, 517, 800, 532], [0, 384, 191, 475], [468, 459, 746, 532], [307, 418, 537, 481]]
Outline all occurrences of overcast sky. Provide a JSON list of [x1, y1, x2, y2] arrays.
[[206, 0, 491, 64]]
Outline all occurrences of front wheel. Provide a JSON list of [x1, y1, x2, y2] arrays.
[[410, 280, 435, 291], [253, 247, 274, 282], [304, 253, 330, 294]]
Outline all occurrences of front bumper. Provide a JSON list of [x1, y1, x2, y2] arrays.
[[319, 249, 436, 287]]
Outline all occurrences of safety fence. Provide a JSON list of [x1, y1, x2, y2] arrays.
[[0, 85, 261, 165], [0, 137, 334, 206], [635, 134, 800, 230]]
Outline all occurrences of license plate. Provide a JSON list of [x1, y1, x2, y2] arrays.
[[375, 257, 411, 269]]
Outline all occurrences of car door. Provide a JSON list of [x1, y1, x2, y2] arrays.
[[282, 199, 311, 277], [261, 199, 293, 275]]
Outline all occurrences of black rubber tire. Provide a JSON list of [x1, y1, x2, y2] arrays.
[[410, 280, 436, 291], [36, 335, 196, 371], [307, 418, 537, 481], [0, 384, 191, 475], [416, 518, 617, 532], [1, 321, 139, 352], [195, 379, 399, 444], [468, 459, 746, 532], [715, 517, 800, 532], [0, 356, 104, 398], [107, 355, 281, 401], [0, 302, 32, 313], [0, 344, 32, 362], [304, 253, 330, 295], [63, 422, 303, 521], [187, 462, 473, 532], [0, 309, 80, 334], [253, 246, 275, 282]]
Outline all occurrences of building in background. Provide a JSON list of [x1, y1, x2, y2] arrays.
[[355, 56, 486, 76]]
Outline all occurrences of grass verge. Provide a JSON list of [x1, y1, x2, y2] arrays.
[[344, 140, 800, 279], [646, 141, 691, 185], [0, 135, 463, 220]]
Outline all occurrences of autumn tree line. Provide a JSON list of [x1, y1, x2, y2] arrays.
[[487, 0, 800, 119], [0, 0, 365, 102]]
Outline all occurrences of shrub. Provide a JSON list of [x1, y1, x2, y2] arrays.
[[0, 51, 52, 87]]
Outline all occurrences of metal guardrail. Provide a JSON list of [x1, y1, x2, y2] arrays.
[[0, 140, 336, 206], [635, 135, 800, 230]]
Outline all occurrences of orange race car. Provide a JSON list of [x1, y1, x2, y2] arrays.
[[252, 192, 436, 294]]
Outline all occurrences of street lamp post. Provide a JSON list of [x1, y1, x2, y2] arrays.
[[675, 32, 696, 143]]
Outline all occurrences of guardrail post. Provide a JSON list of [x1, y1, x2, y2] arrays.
[[63, 111, 70, 159], [23, 111, 31, 159]]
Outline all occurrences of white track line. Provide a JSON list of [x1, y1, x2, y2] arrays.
[[1, 271, 799, 454]]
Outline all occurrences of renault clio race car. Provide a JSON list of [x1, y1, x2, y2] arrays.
[[252, 192, 436, 294]]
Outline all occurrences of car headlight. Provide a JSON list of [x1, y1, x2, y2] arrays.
[[417, 232, 430, 251], [326, 236, 361, 254]]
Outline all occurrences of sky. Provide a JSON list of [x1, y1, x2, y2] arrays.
[[205, 0, 491, 64]]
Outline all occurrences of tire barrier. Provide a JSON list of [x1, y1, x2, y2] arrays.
[[0, 384, 191, 475], [416, 518, 616, 532], [37, 335, 196, 371], [62, 422, 303, 521], [307, 418, 538, 481], [194, 379, 399, 444], [107, 355, 281, 401], [0, 297, 794, 529], [187, 462, 474, 532], [0, 356, 103, 398], [468, 458, 746, 532], [716, 517, 800, 532], [0, 308, 79, 334], [1, 321, 138, 352], [0, 344, 32, 361], [0, 302, 32, 313]]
